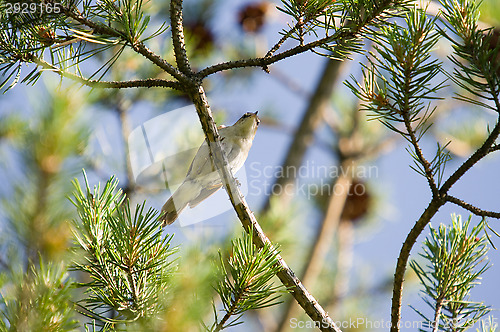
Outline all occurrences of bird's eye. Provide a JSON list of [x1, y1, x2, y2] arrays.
[[243, 112, 252, 118]]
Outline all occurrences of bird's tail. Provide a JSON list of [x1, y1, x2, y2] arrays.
[[160, 184, 189, 226]]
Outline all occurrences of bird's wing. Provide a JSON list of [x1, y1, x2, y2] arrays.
[[188, 183, 223, 208], [185, 142, 214, 179], [186, 137, 238, 179]]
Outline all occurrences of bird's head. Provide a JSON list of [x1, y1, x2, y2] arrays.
[[232, 111, 260, 138]]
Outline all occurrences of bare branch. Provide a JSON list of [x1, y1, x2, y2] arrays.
[[445, 195, 500, 218], [188, 85, 342, 332], [31, 55, 181, 90], [170, 0, 192, 75], [390, 198, 444, 332], [440, 117, 500, 194], [198, 36, 336, 78]]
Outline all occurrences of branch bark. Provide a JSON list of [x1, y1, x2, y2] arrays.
[[169, 0, 192, 75], [188, 85, 342, 332], [30, 55, 181, 89], [390, 198, 444, 332], [445, 195, 500, 218]]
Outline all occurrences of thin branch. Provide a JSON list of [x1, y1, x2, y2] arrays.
[[439, 117, 500, 194], [188, 85, 342, 332], [400, 61, 439, 197], [432, 300, 444, 332], [169, 0, 192, 75], [30, 55, 181, 89], [390, 198, 444, 332], [266, 21, 302, 58], [130, 42, 188, 83], [402, 111, 439, 197], [197, 38, 329, 78], [445, 195, 500, 218]]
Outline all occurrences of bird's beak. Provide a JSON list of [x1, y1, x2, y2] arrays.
[[254, 111, 260, 125]]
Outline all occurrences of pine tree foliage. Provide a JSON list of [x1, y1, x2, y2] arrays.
[[207, 230, 285, 331], [439, 0, 500, 110], [346, 6, 450, 187], [410, 215, 491, 332], [70, 172, 177, 328], [0, 258, 78, 331]]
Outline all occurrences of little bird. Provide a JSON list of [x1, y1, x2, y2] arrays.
[[160, 112, 260, 226]]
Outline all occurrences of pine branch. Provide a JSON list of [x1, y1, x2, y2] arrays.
[[445, 195, 500, 219], [188, 85, 342, 332], [212, 231, 283, 331], [439, 118, 500, 194], [197, 37, 336, 78], [30, 54, 181, 89], [57, 3, 187, 83], [389, 3, 500, 330], [390, 198, 444, 332], [169, 0, 191, 75], [390, 115, 500, 332], [197, 0, 408, 79], [409, 216, 491, 331]]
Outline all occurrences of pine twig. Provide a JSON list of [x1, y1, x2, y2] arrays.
[[57, 3, 187, 82], [169, 0, 192, 75], [445, 195, 500, 219], [30, 55, 181, 89], [390, 198, 444, 332], [197, 0, 400, 79]]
